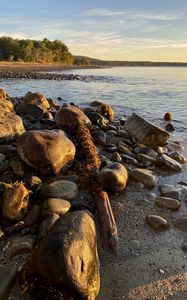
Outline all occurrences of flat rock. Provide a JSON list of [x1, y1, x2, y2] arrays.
[[125, 113, 170, 146], [41, 198, 71, 218], [156, 154, 182, 172], [131, 168, 158, 187], [18, 130, 75, 175], [159, 184, 187, 201], [137, 153, 156, 162], [97, 162, 128, 192], [40, 180, 79, 200], [19, 210, 100, 299], [146, 214, 171, 230], [155, 197, 180, 210], [0, 110, 25, 140], [121, 154, 138, 165], [0, 264, 18, 300]]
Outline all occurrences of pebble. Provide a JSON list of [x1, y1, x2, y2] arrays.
[[137, 153, 156, 163], [40, 180, 79, 200], [41, 198, 71, 218], [155, 197, 180, 210], [117, 143, 132, 156], [106, 130, 117, 137], [146, 214, 171, 229], [111, 152, 122, 163], [159, 184, 187, 201], [121, 154, 138, 165], [165, 123, 175, 132], [0, 153, 6, 162], [156, 154, 182, 172], [131, 168, 158, 187], [117, 130, 129, 138]]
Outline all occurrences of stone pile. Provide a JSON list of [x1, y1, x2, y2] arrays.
[[0, 87, 186, 299]]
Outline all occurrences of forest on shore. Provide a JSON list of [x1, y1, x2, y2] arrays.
[[1, 36, 187, 67]]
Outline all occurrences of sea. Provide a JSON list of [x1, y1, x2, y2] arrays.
[[0, 66, 187, 143]]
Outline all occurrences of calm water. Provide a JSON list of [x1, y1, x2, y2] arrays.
[[1, 66, 187, 141]]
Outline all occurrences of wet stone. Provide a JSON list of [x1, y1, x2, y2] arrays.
[[137, 153, 156, 163], [117, 143, 132, 156], [146, 214, 171, 230], [155, 197, 180, 210], [106, 130, 117, 137], [117, 129, 129, 137], [156, 154, 182, 172], [41, 198, 71, 218], [121, 154, 138, 165], [131, 168, 158, 187], [111, 152, 122, 163], [0, 264, 18, 300], [159, 184, 187, 201], [92, 130, 106, 145], [104, 144, 117, 153], [165, 123, 175, 132]]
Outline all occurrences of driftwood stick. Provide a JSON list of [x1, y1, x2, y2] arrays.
[[93, 188, 119, 256]]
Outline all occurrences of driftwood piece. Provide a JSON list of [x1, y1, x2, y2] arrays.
[[93, 188, 118, 256], [70, 115, 119, 255]]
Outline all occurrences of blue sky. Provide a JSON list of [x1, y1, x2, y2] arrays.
[[0, 0, 187, 61]]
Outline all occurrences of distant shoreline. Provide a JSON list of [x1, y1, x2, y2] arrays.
[[0, 62, 187, 73]]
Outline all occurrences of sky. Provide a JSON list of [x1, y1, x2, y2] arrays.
[[0, 0, 187, 62]]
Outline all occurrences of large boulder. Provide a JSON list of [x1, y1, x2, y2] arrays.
[[56, 104, 91, 130], [17, 130, 75, 174], [125, 113, 170, 146], [23, 92, 50, 109], [0, 110, 25, 140], [97, 162, 128, 192], [16, 103, 45, 119], [19, 210, 100, 299]]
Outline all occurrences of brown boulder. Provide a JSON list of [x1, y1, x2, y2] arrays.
[[0, 98, 13, 111], [55, 104, 91, 130], [0, 88, 9, 99], [0, 110, 25, 140], [18, 130, 75, 174], [23, 92, 50, 109]]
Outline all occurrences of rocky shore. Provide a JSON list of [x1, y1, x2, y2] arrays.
[[0, 70, 93, 81], [0, 87, 187, 300]]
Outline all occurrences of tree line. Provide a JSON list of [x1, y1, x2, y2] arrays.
[[0, 36, 73, 64]]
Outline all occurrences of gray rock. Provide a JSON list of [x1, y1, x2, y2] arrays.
[[117, 130, 129, 137], [18, 130, 76, 175], [0, 153, 6, 162], [137, 153, 156, 163], [125, 113, 170, 146], [106, 125, 117, 131], [98, 162, 128, 192], [117, 143, 132, 156], [121, 154, 138, 165], [0, 264, 18, 300], [40, 180, 79, 200], [165, 123, 175, 132], [131, 168, 158, 187], [146, 214, 171, 230], [155, 197, 180, 210], [41, 198, 71, 218], [159, 184, 187, 201], [156, 154, 182, 172], [92, 130, 106, 145], [106, 130, 117, 137], [20, 210, 100, 299]]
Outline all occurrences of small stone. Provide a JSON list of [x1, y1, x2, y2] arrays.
[[26, 175, 42, 193], [155, 146, 168, 154], [137, 153, 156, 163], [104, 144, 117, 153], [98, 162, 128, 192], [41, 198, 71, 218], [106, 130, 117, 137], [165, 123, 175, 132], [92, 130, 106, 145], [121, 154, 138, 165], [164, 112, 173, 121], [155, 197, 180, 210], [130, 240, 140, 250], [117, 143, 132, 156], [111, 152, 122, 163], [40, 180, 79, 200], [119, 117, 126, 126], [106, 125, 117, 131], [7, 236, 34, 258], [117, 130, 129, 137], [0, 264, 18, 300], [159, 269, 165, 274], [0, 153, 6, 162], [39, 213, 60, 239], [9, 158, 27, 177], [156, 154, 182, 172], [131, 169, 158, 187], [146, 214, 171, 229]]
